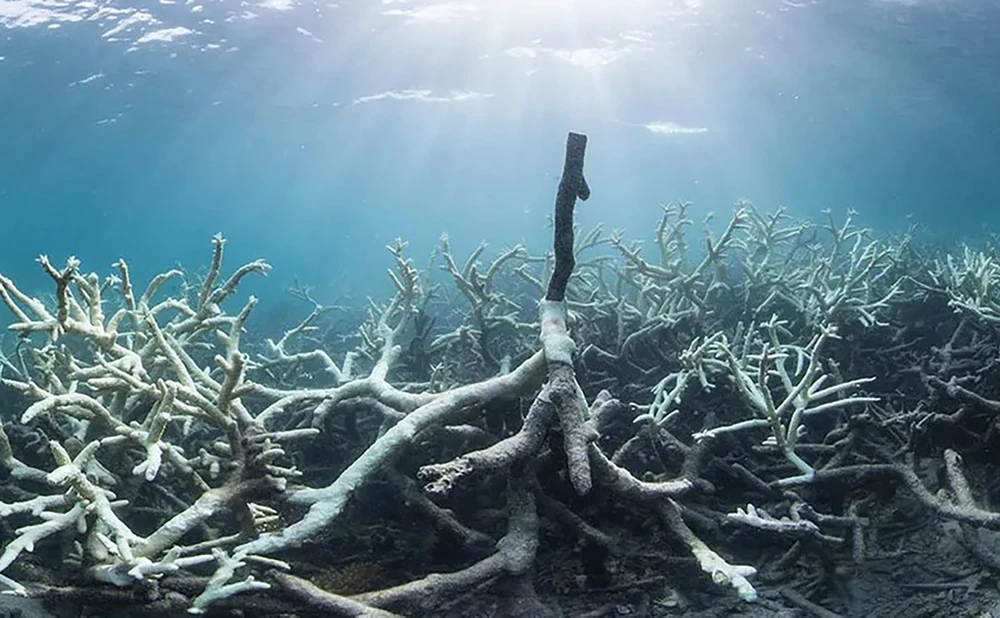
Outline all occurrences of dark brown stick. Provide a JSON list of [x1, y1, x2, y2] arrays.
[[546, 132, 590, 301]]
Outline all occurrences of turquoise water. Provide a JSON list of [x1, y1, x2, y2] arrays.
[[2, 0, 998, 297]]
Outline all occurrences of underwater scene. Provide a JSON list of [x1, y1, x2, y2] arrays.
[[2, 0, 1000, 616]]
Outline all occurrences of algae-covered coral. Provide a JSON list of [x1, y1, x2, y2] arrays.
[[2, 133, 1000, 616]]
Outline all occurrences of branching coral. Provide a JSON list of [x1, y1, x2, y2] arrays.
[[0, 240, 291, 596], [4, 134, 1000, 616]]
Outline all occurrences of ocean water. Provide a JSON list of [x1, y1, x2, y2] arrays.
[[2, 0, 998, 299], [3, 1, 1000, 616]]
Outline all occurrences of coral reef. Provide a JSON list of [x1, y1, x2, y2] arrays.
[[3, 133, 1000, 616]]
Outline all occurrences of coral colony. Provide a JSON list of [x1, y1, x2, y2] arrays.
[[0, 133, 999, 614]]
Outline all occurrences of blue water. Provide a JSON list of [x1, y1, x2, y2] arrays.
[[2, 0, 999, 303]]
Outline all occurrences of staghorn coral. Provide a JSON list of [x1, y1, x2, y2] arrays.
[[4, 134, 1000, 616]]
